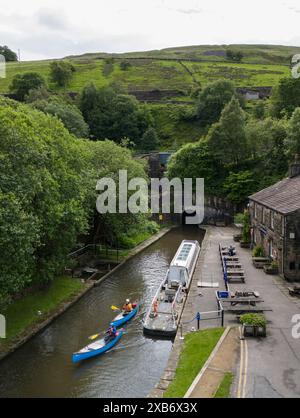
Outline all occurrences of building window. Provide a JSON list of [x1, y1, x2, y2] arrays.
[[269, 239, 273, 258], [254, 203, 257, 219], [270, 211, 274, 230], [262, 207, 265, 224], [290, 261, 296, 270]]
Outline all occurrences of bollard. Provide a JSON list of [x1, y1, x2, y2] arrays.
[[179, 323, 184, 340], [221, 309, 224, 327], [196, 312, 201, 330]]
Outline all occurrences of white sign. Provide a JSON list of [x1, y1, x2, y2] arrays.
[[0, 314, 6, 338]]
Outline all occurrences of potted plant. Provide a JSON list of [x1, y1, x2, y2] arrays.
[[240, 313, 267, 337], [263, 260, 279, 275], [252, 245, 264, 257]]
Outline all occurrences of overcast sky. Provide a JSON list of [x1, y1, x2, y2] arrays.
[[1, 0, 300, 60]]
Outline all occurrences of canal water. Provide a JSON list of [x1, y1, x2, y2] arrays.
[[0, 226, 204, 398]]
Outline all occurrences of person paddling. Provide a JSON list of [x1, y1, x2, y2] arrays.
[[105, 324, 117, 343], [122, 299, 133, 315]]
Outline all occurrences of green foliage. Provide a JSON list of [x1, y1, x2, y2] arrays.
[[79, 84, 153, 145], [270, 77, 300, 117], [246, 117, 288, 182], [0, 98, 92, 305], [252, 245, 264, 257], [167, 140, 225, 195], [285, 107, 300, 158], [25, 86, 51, 103], [120, 61, 132, 71], [196, 80, 237, 126], [240, 314, 267, 327], [49, 61, 75, 87], [1, 276, 83, 343], [9, 72, 46, 101], [0, 98, 152, 306], [252, 101, 265, 119], [242, 210, 251, 243], [140, 127, 159, 151], [0, 45, 18, 62], [223, 171, 258, 204], [164, 328, 224, 398], [30, 96, 89, 138], [214, 373, 233, 398], [226, 49, 243, 62], [207, 96, 248, 166], [234, 212, 245, 224]]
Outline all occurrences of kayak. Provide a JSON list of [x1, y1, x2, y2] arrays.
[[72, 329, 124, 363], [110, 303, 139, 328]]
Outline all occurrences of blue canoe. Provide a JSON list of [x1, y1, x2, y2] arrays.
[[110, 304, 139, 328], [72, 330, 124, 363]]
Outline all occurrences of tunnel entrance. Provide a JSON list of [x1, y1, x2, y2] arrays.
[[181, 210, 197, 225]]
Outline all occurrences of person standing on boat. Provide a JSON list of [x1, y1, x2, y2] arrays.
[[105, 324, 117, 342], [122, 299, 133, 315]]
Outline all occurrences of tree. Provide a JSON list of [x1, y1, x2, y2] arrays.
[[0, 97, 91, 304], [246, 117, 288, 180], [0, 45, 18, 61], [0, 96, 154, 306], [270, 77, 300, 117], [31, 96, 89, 138], [196, 80, 237, 126], [9, 72, 46, 101], [79, 84, 153, 145], [140, 127, 159, 151], [49, 61, 75, 87], [206, 96, 248, 166], [226, 49, 243, 62], [285, 107, 300, 158], [167, 140, 226, 196], [223, 171, 258, 204]]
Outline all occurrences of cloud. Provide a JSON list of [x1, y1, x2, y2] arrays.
[[36, 9, 68, 30], [175, 8, 203, 15]]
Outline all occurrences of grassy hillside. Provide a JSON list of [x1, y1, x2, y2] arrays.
[[67, 44, 300, 64], [0, 44, 296, 95]]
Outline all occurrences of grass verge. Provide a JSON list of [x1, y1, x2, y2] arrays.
[[214, 372, 233, 398], [164, 328, 225, 398], [0, 276, 84, 349]]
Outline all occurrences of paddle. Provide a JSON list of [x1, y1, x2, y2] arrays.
[[88, 332, 103, 340], [111, 305, 121, 311]]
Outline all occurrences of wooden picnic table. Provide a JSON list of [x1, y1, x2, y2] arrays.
[[219, 297, 264, 306], [226, 269, 245, 275], [225, 262, 242, 268]]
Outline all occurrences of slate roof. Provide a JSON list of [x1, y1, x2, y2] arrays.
[[249, 175, 300, 214]]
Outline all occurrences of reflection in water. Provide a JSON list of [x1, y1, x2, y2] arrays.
[[0, 226, 204, 398]]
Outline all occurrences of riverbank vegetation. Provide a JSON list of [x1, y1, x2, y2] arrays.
[[164, 328, 224, 398], [0, 276, 84, 349], [0, 97, 156, 308]]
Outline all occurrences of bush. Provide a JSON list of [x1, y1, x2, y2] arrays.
[[252, 245, 264, 257], [9, 72, 46, 101], [49, 61, 75, 87], [234, 213, 245, 224], [240, 314, 267, 327]]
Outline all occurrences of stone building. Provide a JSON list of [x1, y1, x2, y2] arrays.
[[249, 158, 300, 281]]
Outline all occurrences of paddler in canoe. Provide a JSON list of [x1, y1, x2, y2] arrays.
[[104, 324, 117, 342], [122, 299, 133, 316]]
